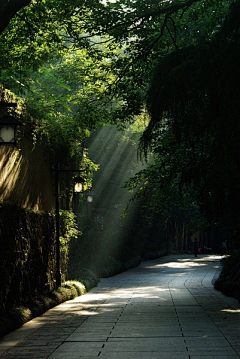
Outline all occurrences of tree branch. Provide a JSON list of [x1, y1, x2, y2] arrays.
[[94, 0, 202, 35], [0, 0, 31, 34]]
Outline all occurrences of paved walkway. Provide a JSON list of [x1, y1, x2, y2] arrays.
[[0, 254, 240, 358]]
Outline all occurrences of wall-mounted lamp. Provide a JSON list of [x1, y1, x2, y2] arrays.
[[73, 176, 85, 193], [87, 192, 94, 203], [0, 116, 21, 145]]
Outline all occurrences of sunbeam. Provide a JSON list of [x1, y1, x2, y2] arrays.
[[78, 125, 148, 274]]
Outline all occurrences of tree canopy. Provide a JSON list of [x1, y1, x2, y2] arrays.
[[137, 1, 240, 230], [1, 0, 240, 235]]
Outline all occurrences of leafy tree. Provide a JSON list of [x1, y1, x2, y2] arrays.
[[24, 49, 114, 150], [1, 0, 230, 119], [0, 1, 108, 89], [1, 0, 239, 235], [141, 1, 240, 231]]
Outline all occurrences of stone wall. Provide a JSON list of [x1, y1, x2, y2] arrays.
[[0, 88, 58, 308], [0, 86, 55, 212], [0, 204, 56, 308]]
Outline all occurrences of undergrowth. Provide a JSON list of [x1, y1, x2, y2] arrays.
[[214, 250, 240, 302], [0, 277, 97, 338]]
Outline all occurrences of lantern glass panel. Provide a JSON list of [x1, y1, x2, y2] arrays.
[[74, 182, 83, 193], [0, 125, 15, 143]]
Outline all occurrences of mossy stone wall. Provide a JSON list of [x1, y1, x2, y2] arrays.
[[0, 204, 56, 309]]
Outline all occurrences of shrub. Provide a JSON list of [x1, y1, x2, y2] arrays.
[[63, 280, 86, 296], [214, 250, 240, 302], [73, 268, 99, 291], [0, 279, 89, 338]]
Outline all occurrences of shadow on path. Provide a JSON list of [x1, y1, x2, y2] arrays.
[[0, 254, 240, 358]]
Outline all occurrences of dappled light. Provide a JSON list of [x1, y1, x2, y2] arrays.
[[221, 309, 240, 314], [156, 261, 206, 268], [145, 255, 223, 270], [0, 139, 55, 211], [1, 255, 240, 358], [0, 147, 22, 200], [76, 310, 98, 316]]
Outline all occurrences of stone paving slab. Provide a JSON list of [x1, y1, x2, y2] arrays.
[[108, 329, 183, 337], [0, 346, 57, 359], [1, 254, 240, 358], [97, 354, 190, 359], [104, 337, 187, 351], [188, 351, 238, 356], [181, 329, 223, 336], [191, 357, 239, 359], [47, 342, 105, 358], [66, 330, 112, 341], [49, 353, 190, 359]]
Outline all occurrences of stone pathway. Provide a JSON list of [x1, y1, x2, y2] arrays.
[[0, 254, 240, 358]]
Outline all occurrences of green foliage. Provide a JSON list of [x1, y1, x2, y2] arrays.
[[215, 250, 240, 301], [0, 305, 32, 337], [0, 0, 105, 73], [142, 2, 240, 230], [62, 280, 86, 296], [52, 286, 77, 303], [60, 210, 79, 247], [124, 132, 205, 236], [18, 50, 111, 159], [81, 0, 231, 101], [69, 268, 99, 291], [9, 306, 32, 326], [89, 1, 233, 238], [2, 0, 230, 133], [58, 210, 80, 280], [0, 279, 90, 337], [1, 0, 141, 174]]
